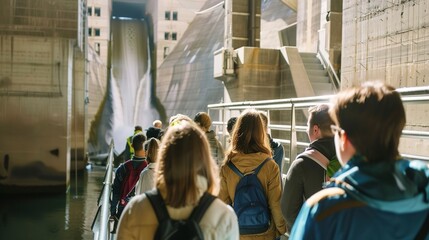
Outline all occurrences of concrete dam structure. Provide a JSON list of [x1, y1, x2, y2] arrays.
[[0, 0, 428, 194]]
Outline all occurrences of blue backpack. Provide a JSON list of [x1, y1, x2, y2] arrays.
[[228, 158, 271, 235]]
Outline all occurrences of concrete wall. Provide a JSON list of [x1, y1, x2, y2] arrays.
[[296, 0, 321, 52], [0, 0, 85, 193], [230, 0, 261, 48], [0, 36, 74, 193], [341, 0, 429, 159], [226, 47, 281, 101]]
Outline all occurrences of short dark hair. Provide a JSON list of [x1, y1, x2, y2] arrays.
[[329, 81, 405, 163], [132, 132, 146, 151], [134, 125, 143, 132], [227, 117, 237, 134], [146, 127, 161, 139], [308, 104, 334, 137]]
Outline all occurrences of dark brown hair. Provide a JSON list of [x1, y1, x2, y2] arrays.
[[308, 104, 334, 137], [131, 132, 146, 151], [329, 81, 406, 163], [224, 109, 271, 164], [194, 112, 212, 131]]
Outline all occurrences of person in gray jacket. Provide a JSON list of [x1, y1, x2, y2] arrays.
[[280, 104, 337, 231], [194, 112, 225, 165]]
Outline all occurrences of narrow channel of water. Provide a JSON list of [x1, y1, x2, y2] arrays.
[[0, 165, 105, 240]]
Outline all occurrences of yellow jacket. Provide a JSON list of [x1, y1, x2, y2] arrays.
[[219, 152, 287, 240]]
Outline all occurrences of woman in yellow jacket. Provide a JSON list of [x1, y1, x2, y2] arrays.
[[219, 109, 286, 240]]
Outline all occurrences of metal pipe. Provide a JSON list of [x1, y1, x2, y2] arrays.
[[248, 0, 256, 46], [224, 0, 233, 50]]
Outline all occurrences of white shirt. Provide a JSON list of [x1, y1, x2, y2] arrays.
[[135, 163, 156, 195]]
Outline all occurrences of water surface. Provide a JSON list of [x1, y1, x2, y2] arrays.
[[0, 165, 105, 240]]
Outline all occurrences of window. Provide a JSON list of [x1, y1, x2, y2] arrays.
[[172, 32, 177, 41], [94, 7, 101, 17], [172, 11, 178, 21], [88, 27, 92, 36], [95, 42, 100, 55], [164, 46, 170, 58], [164, 32, 170, 40], [87, 7, 92, 16], [165, 11, 170, 20], [94, 28, 100, 36]]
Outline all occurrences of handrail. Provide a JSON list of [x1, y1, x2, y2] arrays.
[[318, 49, 340, 90], [208, 87, 429, 174], [91, 140, 115, 240], [208, 86, 429, 109], [316, 29, 341, 90]]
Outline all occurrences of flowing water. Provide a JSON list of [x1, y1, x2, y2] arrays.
[[89, 19, 160, 156], [0, 165, 105, 240]]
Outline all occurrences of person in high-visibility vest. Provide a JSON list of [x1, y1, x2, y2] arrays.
[[124, 126, 143, 160]]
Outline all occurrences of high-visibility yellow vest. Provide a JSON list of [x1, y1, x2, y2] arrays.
[[126, 130, 143, 158]]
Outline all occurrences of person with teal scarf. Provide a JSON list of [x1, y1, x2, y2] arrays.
[[290, 82, 429, 240]]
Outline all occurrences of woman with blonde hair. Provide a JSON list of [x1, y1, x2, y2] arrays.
[[219, 109, 286, 239], [117, 121, 239, 240], [135, 137, 161, 195]]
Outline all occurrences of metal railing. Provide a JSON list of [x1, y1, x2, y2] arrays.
[[91, 140, 115, 240], [318, 49, 340, 90], [208, 86, 429, 173], [316, 28, 341, 90]]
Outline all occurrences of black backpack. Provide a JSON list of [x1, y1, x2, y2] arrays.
[[146, 189, 216, 240], [228, 158, 271, 234]]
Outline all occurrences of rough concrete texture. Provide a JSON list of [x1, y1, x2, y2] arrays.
[[156, 0, 298, 119], [341, 0, 429, 157]]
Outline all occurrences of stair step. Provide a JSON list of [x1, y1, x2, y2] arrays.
[[306, 69, 328, 77], [309, 75, 330, 83], [303, 63, 324, 70], [312, 82, 335, 92], [300, 57, 321, 64], [300, 52, 317, 58]]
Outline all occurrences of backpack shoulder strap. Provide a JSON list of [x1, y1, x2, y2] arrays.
[[124, 160, 133, 172], [124, 160, 146, 197], [298, 149, 329, 170], [188, 192, 216, 223], [228, 157, 271, 176], [227, 161, 244, 177], [253, 157, 271, 175], [137, 161, 146, 171], [146, 189, 170, 223]]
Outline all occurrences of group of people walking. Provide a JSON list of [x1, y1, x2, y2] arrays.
[[109, 81, 429, 240]]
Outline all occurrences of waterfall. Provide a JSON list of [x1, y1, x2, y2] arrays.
[[89, 19, 160, 155]]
